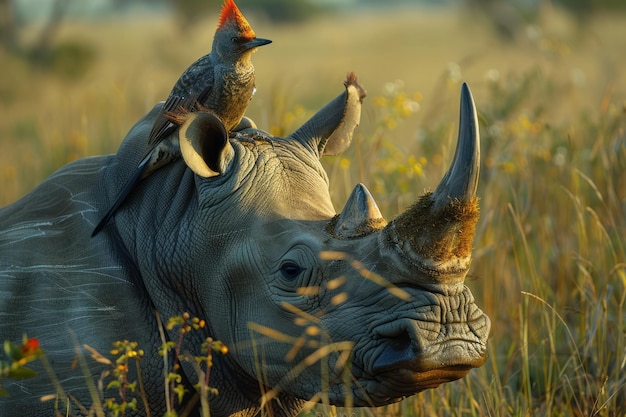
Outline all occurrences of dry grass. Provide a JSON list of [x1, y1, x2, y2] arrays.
[[2, 6, 625, 204], [1, 4, 625, 417]]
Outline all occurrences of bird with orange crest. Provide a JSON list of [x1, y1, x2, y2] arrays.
[[93, 0, 271, 236]]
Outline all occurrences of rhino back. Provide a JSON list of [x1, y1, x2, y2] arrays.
[[0, 156, 162, 410]]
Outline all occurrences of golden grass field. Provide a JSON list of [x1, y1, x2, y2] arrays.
[[1, 4, 625, 416]]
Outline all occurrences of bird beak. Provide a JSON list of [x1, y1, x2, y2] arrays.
[[244, 37, 272, 51]]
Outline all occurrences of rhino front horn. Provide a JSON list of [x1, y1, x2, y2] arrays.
[[432, 82, 480, 210], [383, 83, 480, 281]]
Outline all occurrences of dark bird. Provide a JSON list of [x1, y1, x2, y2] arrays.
[[92, 0, 271, 236]]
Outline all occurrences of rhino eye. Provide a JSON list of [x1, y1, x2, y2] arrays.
[[279, 261, 305, 281]]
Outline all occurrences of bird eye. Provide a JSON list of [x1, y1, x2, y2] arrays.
[[231, 36, 240, 43], [280, 261, 304, 281]]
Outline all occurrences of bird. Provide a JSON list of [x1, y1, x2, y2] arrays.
[[92, 0, 271, 237]]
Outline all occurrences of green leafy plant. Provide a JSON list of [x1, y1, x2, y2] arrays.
[[1, 314, 228, 417], [0, 336, 43, 397], [158, 312, 228, 417]]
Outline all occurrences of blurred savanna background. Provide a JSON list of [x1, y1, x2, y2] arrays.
[[1, 0, 625, 416]]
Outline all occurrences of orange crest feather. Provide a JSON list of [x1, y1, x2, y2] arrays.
[[218, 0, 256, 39]]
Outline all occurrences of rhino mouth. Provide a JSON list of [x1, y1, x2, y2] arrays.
[[349, 336, 486, 406], [344, 288, 489, 406], [371, 328, 488, 373], [348, 359, 477, 406], [362, 365, 473, 403]]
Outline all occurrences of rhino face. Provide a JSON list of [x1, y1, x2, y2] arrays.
[[233, 216, 488, 407], [158, 80, 490, 408]]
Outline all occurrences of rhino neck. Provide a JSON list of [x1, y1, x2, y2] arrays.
[[177, 334, 307, 417]]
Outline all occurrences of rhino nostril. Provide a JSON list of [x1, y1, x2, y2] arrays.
[[373, 331, 414, 371], [387, 332, 411, 352]]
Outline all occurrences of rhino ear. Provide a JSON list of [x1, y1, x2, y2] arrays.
[[290, 72, 366, 157], [179, 112, 234, 178]]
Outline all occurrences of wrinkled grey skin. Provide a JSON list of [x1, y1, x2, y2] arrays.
[[0, 79, 490, 417]]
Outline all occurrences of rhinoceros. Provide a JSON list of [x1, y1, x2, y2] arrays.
[[0, 74, 490, 417]]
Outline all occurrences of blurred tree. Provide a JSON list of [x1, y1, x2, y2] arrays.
[[32, 0, 71, 63], [0, 0, 17, 52], [463, 0, 528, 42], [167, 0, 326, 28], [237, 0, 324, 22], [554, 0, 626, 26], [464, 0, 626, 40], [0, 0, 69, 60], [0, 0, 95, 78]]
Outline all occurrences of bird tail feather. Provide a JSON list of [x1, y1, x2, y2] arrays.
[[91, 158, 149, 237]]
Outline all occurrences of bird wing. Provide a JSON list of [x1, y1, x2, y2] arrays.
[[146, 94, 197, 147], [148, 56, 216, 147]]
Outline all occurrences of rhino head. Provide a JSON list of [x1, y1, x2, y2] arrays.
[[0, 72, 488, 416], [118, 76, 490, 411]]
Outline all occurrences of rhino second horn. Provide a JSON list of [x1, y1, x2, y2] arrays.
[[383, 83, 480, 280], [179, 111, 234, 178], [329, 183, 387, 239]]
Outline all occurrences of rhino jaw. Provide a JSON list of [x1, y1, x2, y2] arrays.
[[370, 290, 489, 373], [367, 338, 486, 400], [382, 83, 480, 285], [353, 287, 490, 405]]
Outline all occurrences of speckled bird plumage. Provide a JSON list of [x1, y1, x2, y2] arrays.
[[148, 0, 271, 144]]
